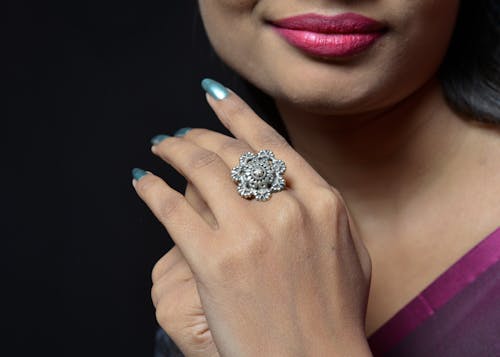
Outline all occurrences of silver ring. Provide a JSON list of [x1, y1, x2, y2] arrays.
[[231, 149, 286, 201]]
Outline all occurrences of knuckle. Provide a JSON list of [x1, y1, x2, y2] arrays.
[[211, 246, 244, 278], [255, 130, 289, 150], [151, 248, 177, 282], [155, 281, 196, 329], [224, 98, 252, 122], [312, 187, 345, 214], [151, 250, 175, 283], [276, 195, 304, 223], [242, 230, 269, 261], [187, 151, 221, 171], [311, 188, 351, 241], [219, 138, 251, 154], [211, 232, 268, 280], [211, 253, 246, 283], [189, 328, 215, 352], [151, 260, 164, 283], [213, 256, 240, 281], [155, 299, 178, 329], [151, 283, 162, 306], [246, 236, 269, 264], [158, 192, 184, 221]]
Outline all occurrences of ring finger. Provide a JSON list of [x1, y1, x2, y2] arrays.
[[178, 129, 298, 201], [181, 128, 256, 174]]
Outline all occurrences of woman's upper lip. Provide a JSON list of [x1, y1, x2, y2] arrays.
[[267, 12, 387, 34]]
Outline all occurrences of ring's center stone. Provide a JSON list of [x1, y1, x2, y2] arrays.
[[251, 167, 266, 180]]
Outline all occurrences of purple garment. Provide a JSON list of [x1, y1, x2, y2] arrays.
[[368, 226, 500, 356], [153, 226, 500, 357]]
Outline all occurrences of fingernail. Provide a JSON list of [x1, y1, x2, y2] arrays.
[[174, 127, 192, 137], [201, 78, 229, 100], [150, 134, 170, 145], [132, 167, 148, 181]]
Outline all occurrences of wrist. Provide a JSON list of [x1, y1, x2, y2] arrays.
[[304, 330, 372, 357], [237, 329, 372, 357]]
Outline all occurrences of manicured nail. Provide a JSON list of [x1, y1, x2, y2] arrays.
[[174, 127, 192, 137], [201, 78, 229, 100], [150, 134, 170, 145], [131, 167, 148, 181]]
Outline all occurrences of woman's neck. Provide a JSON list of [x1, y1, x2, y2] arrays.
[[275, 77, 486, 237]]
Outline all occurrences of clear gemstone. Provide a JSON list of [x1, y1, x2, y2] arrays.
[[232, 149, 286, 201]]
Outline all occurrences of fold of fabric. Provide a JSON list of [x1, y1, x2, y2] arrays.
[[368, 226, 500, 356]]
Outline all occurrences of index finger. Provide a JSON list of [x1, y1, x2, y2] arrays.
[[201, 78, 330, 191]]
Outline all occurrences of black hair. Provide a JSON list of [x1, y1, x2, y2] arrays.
[[198, 0, 500, 142], [438, 0, 500, 124]]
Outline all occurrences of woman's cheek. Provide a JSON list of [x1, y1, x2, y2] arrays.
[[198, 1, 259, 72], [388, 0, 459, 58], [388, 0, 460, 85]]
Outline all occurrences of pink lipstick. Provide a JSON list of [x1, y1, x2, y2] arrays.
[[268, 12, 387, 58]]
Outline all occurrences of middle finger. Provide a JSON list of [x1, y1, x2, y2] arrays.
[[181, 128, 255, 172], [151, 135, 250, 222]]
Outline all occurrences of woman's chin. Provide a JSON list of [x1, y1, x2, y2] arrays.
[[269, 84, 395, 117]]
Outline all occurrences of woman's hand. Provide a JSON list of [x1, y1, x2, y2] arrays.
[[134, 81, 372, 356], [150, 184, 219, 357]]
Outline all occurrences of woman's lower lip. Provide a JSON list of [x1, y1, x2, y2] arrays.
[[271, 26, 384, 58]]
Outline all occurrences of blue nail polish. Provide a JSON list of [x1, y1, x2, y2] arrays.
[[150, 134, 170, 145], [132, 167, 148, 181], [201, 78, 229, 100], [174, 127, 192, 137]]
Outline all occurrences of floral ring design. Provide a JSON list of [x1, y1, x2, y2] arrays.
[[230, 149, 287, 201]]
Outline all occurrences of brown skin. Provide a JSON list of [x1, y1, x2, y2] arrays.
[[197, 0, 500, 335], [149, 184, 218, 357], [140, 91, 373, 356], [142, 0, 500, 355]]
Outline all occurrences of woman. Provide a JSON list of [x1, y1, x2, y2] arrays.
[[133, 0, 500, 356]]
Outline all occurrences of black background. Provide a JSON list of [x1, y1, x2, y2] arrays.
[[6, 1, 257, 356]]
